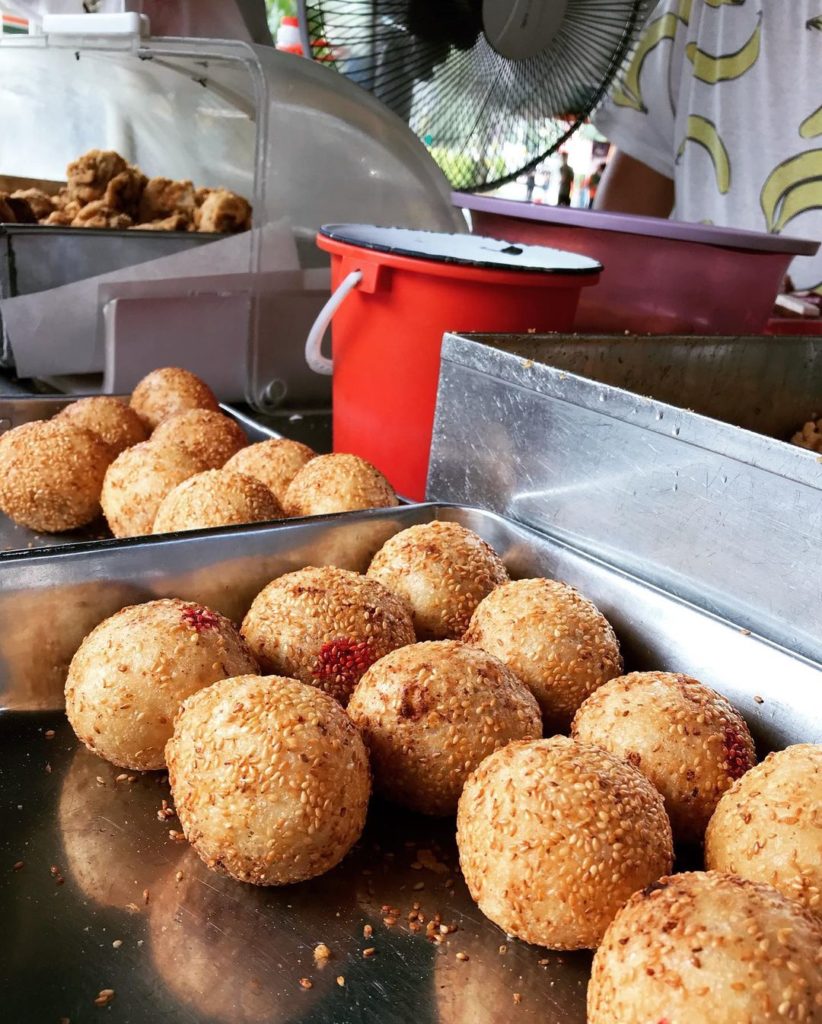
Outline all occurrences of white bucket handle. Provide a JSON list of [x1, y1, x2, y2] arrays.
[[305, 269, 363, 376]]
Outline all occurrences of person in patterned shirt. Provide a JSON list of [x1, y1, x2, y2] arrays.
[[594, 0, 822, 294]]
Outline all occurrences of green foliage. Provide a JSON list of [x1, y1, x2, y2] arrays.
[[265, 0, 296, 33], [429, 146, 509, 189]]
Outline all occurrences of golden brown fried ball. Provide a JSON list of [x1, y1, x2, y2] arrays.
[[367, 521, 509, 641], [65, 598, 258, 770], [66, 149, 128, 204], [587, 871, 822, 1024], [456, 736, 673, 950], [138, 177, 196, 226], [572, 671, 756, 845], [0, 420, 114, 532], [152, 469, 281, 535], [224, 439, 317, 505], [196, 188, 252, 233], [705, 743, 822, 917], [347, 640, 541, 815], [55, 395, 149, 455], [464, 577, 622, 734], [100, 440, 209, 538], [166, 675, 371, 885], [129, 366, 220, 431], [241, 566, 415, 706], [284, 453, 398, 518], [151, 409, 247, 469]]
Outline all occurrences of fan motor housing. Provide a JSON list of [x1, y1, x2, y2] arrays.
[[482, 0, 569, 60]]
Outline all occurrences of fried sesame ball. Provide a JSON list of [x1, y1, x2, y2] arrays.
[[151, 409, 247, 469], [705, 744, 822, 917], [224, 438, 316, 505], [0, 420, 114, 532], [241, 567, 415, 706], [572, 671, 756, 845], [166, 674, 371, 885], [456, 736, 673, 950], [59, 748, 182, 908], [347, 640, 541, 816], [129, 366, 219, 431], [283, 453, 398, 517], [55, 395, 148, 455], [151, 469, 282, 534], [100, 440, 208, 538], [464, 578, 622, 734], [367, 521, 509, 641], [65, 598, 258, 770], [587, 871, 822, 1024]]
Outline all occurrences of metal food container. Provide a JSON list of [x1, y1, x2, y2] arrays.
[[1, 503, 819, 1024], [0, 395, 281, 555], [0, 224, 218, 299], [427, 333, 822, 664], [0, 23, 460, 398]]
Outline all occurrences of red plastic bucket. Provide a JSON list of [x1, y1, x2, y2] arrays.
[[308, 225, 601, 500]]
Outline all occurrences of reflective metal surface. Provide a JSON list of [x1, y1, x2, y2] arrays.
[[428, 333, 822, 664], [0, 397, 285, 555], [1, 504, 819, 1023]]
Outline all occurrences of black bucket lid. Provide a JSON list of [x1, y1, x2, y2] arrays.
[[319, 224, 602, 275]]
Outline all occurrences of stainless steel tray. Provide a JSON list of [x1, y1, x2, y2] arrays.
[[1, 504, 819, 1024], [0, 224, 219, 300], [0, 396, 281, 555], [428, 332, 822, 665]]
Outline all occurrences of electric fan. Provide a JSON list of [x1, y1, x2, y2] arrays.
[[297, 0, 653, 191]]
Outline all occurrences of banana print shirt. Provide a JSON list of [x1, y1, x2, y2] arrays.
[[594, 0, 822, 292]]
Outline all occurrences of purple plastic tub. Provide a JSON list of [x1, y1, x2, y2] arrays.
[[454, 192, 820, 335]]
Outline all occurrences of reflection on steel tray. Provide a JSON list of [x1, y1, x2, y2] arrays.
[[1, 504, 819, 1024]]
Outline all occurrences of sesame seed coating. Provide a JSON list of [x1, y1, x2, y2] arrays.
[[587, 871, 822, 1023], [241, 567, 415, 706], [165, 675, 371, 885], [224, 439, 317, 504], [572, 671, 756, 844], [64, 598, 258, 770], [0, 419, 115, 532], [100, 440, 209, 538], [55, 396, 148, 455], [464, 578, 622, 733], [347, 640, 542, 816], [152, 469, 282, 535], [129, 366, 219, 431], [151, 409, 247, 470], [705, 744, 822, 918], [456, 736, 673, 950], [283, 453, 398, 517], [367, 522, 509, 641]]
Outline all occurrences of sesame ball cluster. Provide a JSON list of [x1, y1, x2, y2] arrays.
[[55, 511, 819, 1019], [0, 367, 399, 540]]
